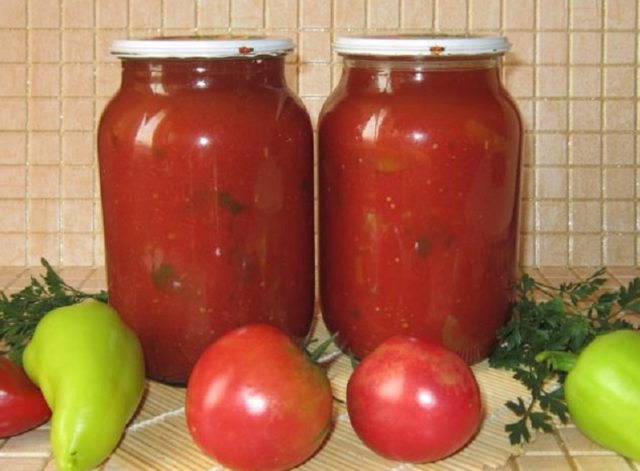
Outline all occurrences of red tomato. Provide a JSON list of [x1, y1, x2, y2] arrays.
[[0, 356, 51, 438], [347, 336, 482, 463], [186, 324, 333, 471]]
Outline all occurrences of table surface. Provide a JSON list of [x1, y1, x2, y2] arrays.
[[1, 266, 639, 471]]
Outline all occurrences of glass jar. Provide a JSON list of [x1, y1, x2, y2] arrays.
[[319, 36, 523, 363], [98, 37, 314, 383]]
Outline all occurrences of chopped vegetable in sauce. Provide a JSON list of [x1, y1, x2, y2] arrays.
[[218, 191, 245, 215]]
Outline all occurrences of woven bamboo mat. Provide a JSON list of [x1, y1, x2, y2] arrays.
[[1, 266, 640, 470]]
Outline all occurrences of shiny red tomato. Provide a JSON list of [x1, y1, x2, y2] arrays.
[[0, 356, 51, 438], [186, 324, 333, 471], [347, 336, 482, 463]]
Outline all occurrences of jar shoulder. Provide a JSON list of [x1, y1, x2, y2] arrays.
[[100, 85, 311, 138], [319, 82, 521, 140]]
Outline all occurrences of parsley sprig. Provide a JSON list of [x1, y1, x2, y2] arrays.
[[0, 258, 108, 365], [489, 268, 640, 445]]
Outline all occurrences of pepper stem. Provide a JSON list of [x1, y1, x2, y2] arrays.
[[535, 351, 578, 372]]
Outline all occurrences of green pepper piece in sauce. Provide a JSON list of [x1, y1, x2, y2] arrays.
[[218, 191, 245, 215], [374, 155, 405, 173]]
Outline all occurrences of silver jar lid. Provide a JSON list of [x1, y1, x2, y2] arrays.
[[111, 36, 294, 59], [334, 35, 510, 57]]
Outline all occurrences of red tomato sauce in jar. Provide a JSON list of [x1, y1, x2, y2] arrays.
[[319, 36, 523, 363], [98, 38, 314, 383]]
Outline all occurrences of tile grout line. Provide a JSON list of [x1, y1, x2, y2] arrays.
[[526, 0, 538, 267], [433, 0, 439, 31], [22, 0, 30, 267], [598, 0, 607, 267], [56, 3, 64, 266], [564, 0, 571, 265], [6, 25, 640, 33], [93, 0, 101, 267], [553, 425, 580, 471], [161, 0, 165, 32], [634, 0, 639, 268], [465, 0, 471, 34], [363, 0, 369, 30]]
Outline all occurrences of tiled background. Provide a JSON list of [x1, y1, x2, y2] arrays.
[[0, 0, 638, 267]]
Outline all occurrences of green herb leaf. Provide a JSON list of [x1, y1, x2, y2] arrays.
[[541, 387, 569, 423], [505, 398, 526, 416], [618, 278, 640, 307], [529, 412, 554, 433], [505, 418, 530, 445], [349, 353, 360, 369], [624, 301, 640, 313], [151, 262, 176, 290]]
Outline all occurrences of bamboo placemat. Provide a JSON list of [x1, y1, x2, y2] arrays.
[[1, 266, 639, 470]]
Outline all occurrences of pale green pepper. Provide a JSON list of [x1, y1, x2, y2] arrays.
[[563, 330, 640, 461], [23, 301, 145, 471], [539, 329, 640, 461]]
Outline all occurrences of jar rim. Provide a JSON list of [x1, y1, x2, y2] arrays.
[[111, 36, 294, 59], [334, 35, 510, 57]]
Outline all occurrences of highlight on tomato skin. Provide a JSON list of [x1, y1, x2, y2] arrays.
[[185, 324, 334, 471], [346, 335, 483, 463]]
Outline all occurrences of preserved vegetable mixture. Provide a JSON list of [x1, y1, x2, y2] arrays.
[[98, 38, 314, 383], [319, 36, 523, 362]]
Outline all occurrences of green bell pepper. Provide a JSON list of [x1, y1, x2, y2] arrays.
[[540, 329, 640, 461], [23, 301, 145, 471]]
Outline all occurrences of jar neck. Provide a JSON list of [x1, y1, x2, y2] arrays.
[[120, 56, 287, 93], [339, 55, 503, 93]]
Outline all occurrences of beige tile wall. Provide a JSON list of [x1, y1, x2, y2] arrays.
[[0, 0, 637, 267]]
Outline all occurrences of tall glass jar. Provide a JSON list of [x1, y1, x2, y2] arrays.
[[319, 36, 523, 363], [98, 38, 314, 383]]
